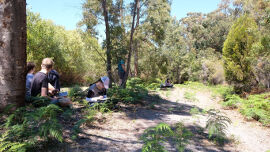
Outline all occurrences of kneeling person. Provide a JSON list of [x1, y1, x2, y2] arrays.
[[31, 58, 72, 107]]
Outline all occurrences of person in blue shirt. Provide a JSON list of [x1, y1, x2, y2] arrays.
[[118, 59, 126, 86], [25, 62, 35, 98]]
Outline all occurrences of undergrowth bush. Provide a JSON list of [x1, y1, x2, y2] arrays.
[[141, 122, 192, 152], [0, 104, 64, 152], [68, 85, 85, 101], [239, 93, 270, 125], [222, 94, 243, 109], [222, 92, 270, 126], [108, 78, 149, 104]]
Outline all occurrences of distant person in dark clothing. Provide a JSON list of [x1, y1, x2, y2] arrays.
[[25, 62, 35, 98], [118, 59, 126, 86], [161, 78, 173, 88], [165, 78, 173, 87], [48, 69, 60, 92], [31, 58, 72, 107]]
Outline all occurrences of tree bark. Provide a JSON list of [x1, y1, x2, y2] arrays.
[[102, 0, 113, 87], [0, 0, 27, 111], [134, 0, 140, 77], [122, 0, 138, 88]]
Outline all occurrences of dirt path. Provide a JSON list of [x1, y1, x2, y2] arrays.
[[67, 87, 270, 152]]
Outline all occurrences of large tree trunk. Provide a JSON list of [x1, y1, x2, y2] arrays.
[[122, 0, 138, 88], [0, 0, 26, 111], [102, 0, 113, 87]]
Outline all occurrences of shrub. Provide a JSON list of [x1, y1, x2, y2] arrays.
[[68, 85, 85, 101], [108, 85, 148, 104], [223, 15, 258, 93], [201, 59, 225, 85]]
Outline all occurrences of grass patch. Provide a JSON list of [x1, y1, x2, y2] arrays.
[[184, 91, 198, 102], [190, 107, 200, 115]]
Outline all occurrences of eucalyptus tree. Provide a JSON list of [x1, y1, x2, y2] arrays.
[[0, 0, 26, 110], [81, 0, 123, 86]]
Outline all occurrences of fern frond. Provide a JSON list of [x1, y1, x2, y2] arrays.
[[206, 109, 231, 143]]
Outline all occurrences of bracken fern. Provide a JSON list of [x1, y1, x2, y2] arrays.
[[206, 109, 231, 145]]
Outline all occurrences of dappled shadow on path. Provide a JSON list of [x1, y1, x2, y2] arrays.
[[122, 93, 204, 121], [62, 89, 235, 152], [184, 125, 235, 152], [67, 135, 142, 152]]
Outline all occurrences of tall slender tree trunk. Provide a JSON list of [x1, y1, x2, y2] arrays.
[[0, 0, 26, 111], [120, 0, 124, 29], [134, 0, 140, 77], [102, 0, 113, 87], [122, 0, 138, 88]]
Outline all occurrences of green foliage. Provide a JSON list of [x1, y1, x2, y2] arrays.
[[108, 78, 150, 104], [210, 85, 233, 99], [27, 10, 105, 85], [0, 104, 64, 151], [90, 102, 113, 113], [223, 15, 258, 93], [184, 92, 198, 102], [221, 91, 270, 126], [68, 85, 85, 101], [141, 123, 173, 152], [28, 96, 51, 107], [141, 122, 192, 152], [71, 119, 87, 140], [2, 104, 16, 115], [206, 109, 232, 145], [222, 94, 243, 109], [108, 86, 146, 104], [173, 122, 193, 152], [201, 59, 225, 85], [251, 35, 270, 89], [190, 107, 200, 115], [239, 93, 270, 125], [0, 134, 28, 152]]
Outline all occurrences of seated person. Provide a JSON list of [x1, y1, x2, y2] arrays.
[[25, 62, 35, 99], [86, 76, 110, 102], [161, 78, 173, 88], [30, 58, 72, 107], [48, 69, 60, 92]]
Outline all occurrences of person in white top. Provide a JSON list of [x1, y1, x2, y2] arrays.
[[86, 76, 110, 102]]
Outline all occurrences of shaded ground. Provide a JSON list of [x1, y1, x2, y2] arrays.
[[61, 87, 270, 152]]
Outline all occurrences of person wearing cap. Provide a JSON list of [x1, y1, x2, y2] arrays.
[[86, 76, 110, 102]]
